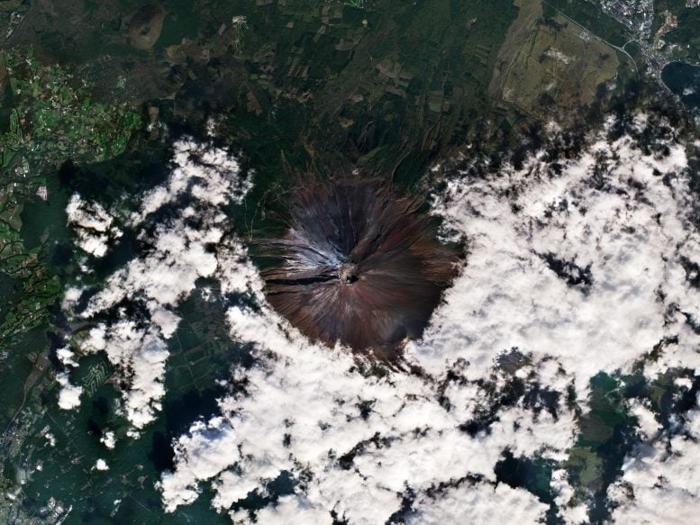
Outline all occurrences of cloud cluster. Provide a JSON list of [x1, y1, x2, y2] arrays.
[[159, 298, 574, 523], [59, 116, 700, 523], [608, 392, 700, 524], [66, 194, 122, 257], [58, 139, 252, 428], [411, 124, 700, 397], [56, 372, 83, 410], [406, 481, 549, 525], [157, 118, 700, 523]]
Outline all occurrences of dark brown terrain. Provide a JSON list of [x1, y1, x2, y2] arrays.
[[257, 179, 461, 359]]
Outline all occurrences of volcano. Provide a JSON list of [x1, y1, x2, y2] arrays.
[[257, 179, 461, 359]]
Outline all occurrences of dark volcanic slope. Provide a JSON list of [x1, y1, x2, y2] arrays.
[[257, 179, 461, 358]]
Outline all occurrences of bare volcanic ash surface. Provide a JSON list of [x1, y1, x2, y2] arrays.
[[256, 179, 461, 357]]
